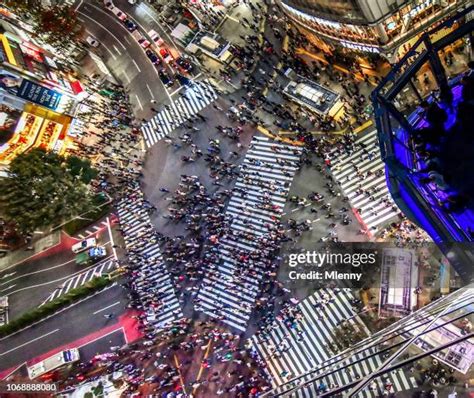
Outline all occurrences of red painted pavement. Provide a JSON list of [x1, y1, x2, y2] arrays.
[[0, 310, 143, 379], [7, 231, 77, 269]]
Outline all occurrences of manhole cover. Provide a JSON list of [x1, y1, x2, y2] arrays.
[[235, 12, 241, 17]]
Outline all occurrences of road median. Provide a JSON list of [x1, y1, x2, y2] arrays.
[[0, 276, 115, 338]]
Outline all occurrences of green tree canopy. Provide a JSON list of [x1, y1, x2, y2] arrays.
[[0, 148, 97, 234], [66, 155, 99, 184], [4, 1, 81, 47]]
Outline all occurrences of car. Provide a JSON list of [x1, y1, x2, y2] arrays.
[[104, 1, 114, 10], [176, 56, 193, 73], [72, 237, 97, 254], [176, 73, 191, 86], [146, 49, 161, 65], [159, 48, 169, 58], [104, 3, 127, 21], [138, 37, 150, 48], [128, 0, 137, 4], [114, 9, 127, 21], [158, 70, 173, 87], [85, 35, 100, 47], [124, 19, 137, 32], [159, 47, 174, 63], [75, 246, 107, 265], [131, 30, 150, 48], [148, 29, 164, 46]]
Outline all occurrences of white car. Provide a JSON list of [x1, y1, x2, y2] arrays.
[[104, 2, 127, 21], [86, 35, 100, 47], [72, 237, 97, 254], [148, 29, 164, 46]]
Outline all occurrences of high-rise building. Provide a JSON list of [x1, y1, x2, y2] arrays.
[[372, 7, 474, 280], [0, 15, 86, 171], [260, 284, 473, 397], [277, 0, 471, 57]]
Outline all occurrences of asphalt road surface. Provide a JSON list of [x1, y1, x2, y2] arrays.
[[0, 283, 128, 371], [0, 230, 113, 320], [77, 1, 171, 117]]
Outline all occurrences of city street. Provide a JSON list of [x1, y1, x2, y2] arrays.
[[0, 0, 472, 397], [0, 283, 131, 373], [0, 226, 114, 320], [76, 1, 171, 117]]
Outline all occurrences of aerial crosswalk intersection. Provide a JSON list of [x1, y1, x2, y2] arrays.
[[141, 79, 218, 148]]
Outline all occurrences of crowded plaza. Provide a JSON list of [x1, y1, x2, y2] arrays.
[[0, 0, 472, 397]]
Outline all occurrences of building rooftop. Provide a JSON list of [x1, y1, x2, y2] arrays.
[[283, 75, 340, 115]]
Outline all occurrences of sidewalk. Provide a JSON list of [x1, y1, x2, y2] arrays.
[[0, 230, 64, 272]]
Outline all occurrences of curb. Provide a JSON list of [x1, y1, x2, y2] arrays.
[[0, 283, 117, 342], [257, 126, 304, 146]]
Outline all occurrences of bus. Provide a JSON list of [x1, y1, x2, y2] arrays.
[[27, 348, 80, 379]]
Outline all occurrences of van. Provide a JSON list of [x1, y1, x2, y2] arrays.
[[71, 237, 97, 254]]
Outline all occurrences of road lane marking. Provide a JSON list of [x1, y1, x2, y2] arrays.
[[78, 11, 126, 50], [80, 4, 130, 50], [92, 301, 121, 315], [0, 362, 26, 380], [123, 35, 132, 45], [0, 272, 17, 280], [132, 59, 141, 73], [0, 329, 60, 357], [78, 327, 124, 348], [140, 4, 180, 53], [4, 255, 114, 296], [192, 72, 202, 81], [135, 94, 144, 110], [112, 44, 122, 55], [0, 284, 117, 341], [0, 236, 64, 272], [174, 354, 188, 395], [0, 258, 75, 285], [170, 86, 184, 96], [75, 0, 84, 11], [146, 83, 155, 99], [84, 29, 117, 60], [123, 71, 131, 84], [107, 217, 118, 261], [0, 284, 16, 293], [164, 86, 172, 102]]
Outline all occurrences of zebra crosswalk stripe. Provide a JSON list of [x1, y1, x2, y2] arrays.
[[42, 258, 116, 304], [195, 135, 302, 332], [250, 289, 418, 397], [116, 189, 183, 327], [330, 130, 401, 232], [141, 79, 218, 148]]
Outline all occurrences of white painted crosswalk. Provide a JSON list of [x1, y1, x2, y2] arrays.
[[117, 189, 183, 328], [195, 135, 302, 332], [77, 220, 109, 240], [330, 130, 401, 233], [141, 79, 218, 148], [43, 257, 116, 304], [251, 288, 418, 398]]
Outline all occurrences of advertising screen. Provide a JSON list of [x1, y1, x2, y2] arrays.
[[0, 69, 62, 110]]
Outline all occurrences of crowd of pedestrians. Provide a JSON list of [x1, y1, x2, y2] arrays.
[[52, 0, 462, 396]]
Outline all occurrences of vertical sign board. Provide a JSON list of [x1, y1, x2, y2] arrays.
[[16, 80, 62, 111], [0, 69, 62, 111]]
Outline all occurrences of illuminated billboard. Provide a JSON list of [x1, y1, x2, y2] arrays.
[[0, 69, 62, 111]]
